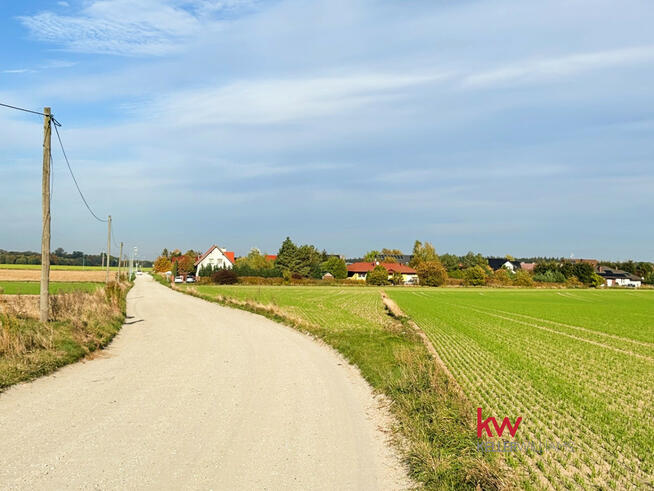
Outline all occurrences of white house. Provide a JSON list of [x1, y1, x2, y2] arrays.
[[195, 245, 235, 275], [598, 267, 642, 288]]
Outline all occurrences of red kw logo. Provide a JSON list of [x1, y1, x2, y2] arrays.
[[477, 408, 522, 438]]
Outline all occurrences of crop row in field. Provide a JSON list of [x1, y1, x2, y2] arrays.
[[0, 281, 102, 295], [388, 288, 654, 489]]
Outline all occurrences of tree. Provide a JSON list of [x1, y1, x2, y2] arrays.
[[409, 240, 439, 267], [440, 253, 460, 272], [381, 248, 403, 255], [366, 265, 389, 285], [296, 244, 322, 278], [514, 270, 534, 287], [321, 256, 347, 279], [461, 251, 487, 269], [416, 260, 448, 286], [390, 272, 405, 285], [491, 268, 513, 285], [162, 248, 169, 258], [276, 237, 298, 272], [363, 250, 380, 261], [176, 255, 195, 275], [153, 256, 172, 273], [590, 273, 605, 288], [463, 265, 487, 286], [171, 261, 178, 277]]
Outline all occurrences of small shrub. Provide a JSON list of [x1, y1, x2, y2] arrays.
[[366, 265, 389, 285], [590, 273, 605, 288], [489, 268, 513, 286], [566, 276, 583, 288], [211, 268, 238, 285]]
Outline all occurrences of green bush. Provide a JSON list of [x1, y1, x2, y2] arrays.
[[533, 270, 566, 283], [514, 270, 534, 287], [590, 273, 605, 288], [366, 265, 389, 285], [463, 265, 487, 286], [416, 260, 448, 286], [211, 268, 238, 284]]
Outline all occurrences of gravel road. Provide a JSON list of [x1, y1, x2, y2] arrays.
[[0, 275, 408, 490]]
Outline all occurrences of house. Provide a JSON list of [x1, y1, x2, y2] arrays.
[[520, 262, 536, 272], [346, 254, 414, 265], [487, 258, 521, 272], [265, 255, 277, 262], [347, 262, 418, 285], [195, 245, 235, 275], [597, 267, 642, 287]]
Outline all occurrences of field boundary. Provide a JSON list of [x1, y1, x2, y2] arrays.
[[380, 291, 468, 401]]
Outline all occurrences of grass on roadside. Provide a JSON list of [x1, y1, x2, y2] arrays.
[[0, 282, 129, 390], [170, 282, 508, 489], [0, 281, 102, 295]]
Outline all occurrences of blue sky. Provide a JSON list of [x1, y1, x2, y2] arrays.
[[1, 0, 653, 260]]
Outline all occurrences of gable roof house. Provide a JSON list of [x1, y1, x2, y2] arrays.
[[347, 262, 418, 285], [487, 258, 521, 272], [597, 267, 642, 288], [194, 245, 235, 275]]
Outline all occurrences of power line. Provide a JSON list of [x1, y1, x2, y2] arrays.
[[0, 102, 62, 125], [52, 123, 108, 223]]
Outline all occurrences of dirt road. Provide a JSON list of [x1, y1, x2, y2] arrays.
[[0, 275, 408, 490]]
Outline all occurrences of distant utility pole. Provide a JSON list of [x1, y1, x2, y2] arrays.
[[117, 242, 123, 280], [105, 215, 112, 283], [40, 107, 52, 323], [101, 251, 105, 268]]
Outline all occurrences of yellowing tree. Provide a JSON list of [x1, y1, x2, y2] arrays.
[[153, 256, 172, 273]]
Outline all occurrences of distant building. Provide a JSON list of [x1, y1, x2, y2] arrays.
[[347, 261, 418, 285], [520, 262, 536, 272], [597, 267, 642, 287], [346, 254, 413, 265], [195, 245, 235, 275], [265, 254, 277, 262], [487, 258, 521, 272], [567, 258, 599, 269]]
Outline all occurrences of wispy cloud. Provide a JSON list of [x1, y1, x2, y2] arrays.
[[462, 45, 654, 88], [151, 71, 449, 125], [2, 69, 33, 74], [19, 1, 202, 56]]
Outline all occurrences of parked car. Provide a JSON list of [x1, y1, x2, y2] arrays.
[[174, 276, 184, 283], [186, 275, 196, 283]]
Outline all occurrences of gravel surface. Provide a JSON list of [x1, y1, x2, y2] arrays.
[[0, 275, 409, 490]]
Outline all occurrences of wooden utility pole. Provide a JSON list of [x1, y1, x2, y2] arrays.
[[117, 242, 123, 281], [105, 215, 112, 283], [40, 108, 52, 323]]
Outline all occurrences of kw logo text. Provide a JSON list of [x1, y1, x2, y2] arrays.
[[477, 408, 522, 438]]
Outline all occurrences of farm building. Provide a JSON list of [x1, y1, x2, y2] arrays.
[[347, 262, 418, 285], [487, 258, 521, 272], [195, 245, 235, 275], [597, 267, 642, 287]]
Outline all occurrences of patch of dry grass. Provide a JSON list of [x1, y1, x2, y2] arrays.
[[0, 282, 128, 390]]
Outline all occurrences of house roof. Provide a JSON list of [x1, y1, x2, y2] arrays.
[[194, 245, 235, 266], [265, 254, 277, 261], [597, 268, 641, 281], [487, 258, 521, 271], [347, 262, 417, 274]]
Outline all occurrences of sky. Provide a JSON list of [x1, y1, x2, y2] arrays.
[[0, 0, 653, 261]]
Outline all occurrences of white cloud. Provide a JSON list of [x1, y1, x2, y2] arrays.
[[57, 1, 70, 7], [19, 0, 203, 56], [150, 71, 449, 125], [462, 45, 654, 89]]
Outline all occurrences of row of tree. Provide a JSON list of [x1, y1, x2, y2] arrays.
[[0, 248, 146, 267]]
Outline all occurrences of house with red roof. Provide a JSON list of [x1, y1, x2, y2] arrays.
[[347, 261, 418, 285], [194, 245, 235, 275]]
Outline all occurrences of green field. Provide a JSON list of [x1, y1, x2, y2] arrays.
[[0, 264, 151, 271], [0, 281, 102, 295], [181, 284, 502, 488], [388, 288, 653, 489]]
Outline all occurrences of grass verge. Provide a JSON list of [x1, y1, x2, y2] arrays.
[[0, 282, 130, 391], [161, 279, 508, 489], [0, 281, 102, 295]]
